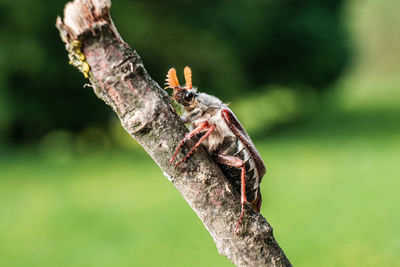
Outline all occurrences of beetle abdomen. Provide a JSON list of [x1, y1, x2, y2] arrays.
[[215, 137, 261, 210]]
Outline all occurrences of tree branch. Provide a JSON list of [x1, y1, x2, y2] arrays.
[[56, 1, 291, 266]]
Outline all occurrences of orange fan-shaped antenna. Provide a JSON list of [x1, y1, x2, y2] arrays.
[[165, 68, 180, 89], [184, 66, 192, 89]]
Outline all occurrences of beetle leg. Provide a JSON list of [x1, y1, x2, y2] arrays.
[[175, 124, 216, 167], [216, 154, 247, 232], [170, 121, 209, 163]]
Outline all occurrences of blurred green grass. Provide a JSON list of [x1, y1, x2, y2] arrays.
[[1, 97, 400, 266], [0, 152, 231, 267]]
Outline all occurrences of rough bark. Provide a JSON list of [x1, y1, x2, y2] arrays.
[[56, 1, 292, 266]]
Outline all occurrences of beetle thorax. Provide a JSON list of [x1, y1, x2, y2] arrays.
[[183, 93, 236, 152], [202, 110, 236, 152]]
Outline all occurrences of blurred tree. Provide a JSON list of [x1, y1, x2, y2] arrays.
[[0, 0, 109, 143], [0, 0, 350, 144]]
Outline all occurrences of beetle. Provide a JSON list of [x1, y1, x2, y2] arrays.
[[165, 67, 266, 232]]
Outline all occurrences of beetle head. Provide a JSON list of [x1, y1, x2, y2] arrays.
[[165, 66, 198, 107]]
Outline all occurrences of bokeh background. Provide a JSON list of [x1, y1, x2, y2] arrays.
[[1, 0, 399, 266]]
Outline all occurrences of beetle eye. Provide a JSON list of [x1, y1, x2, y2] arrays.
[[183, 92, 194, 102]]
